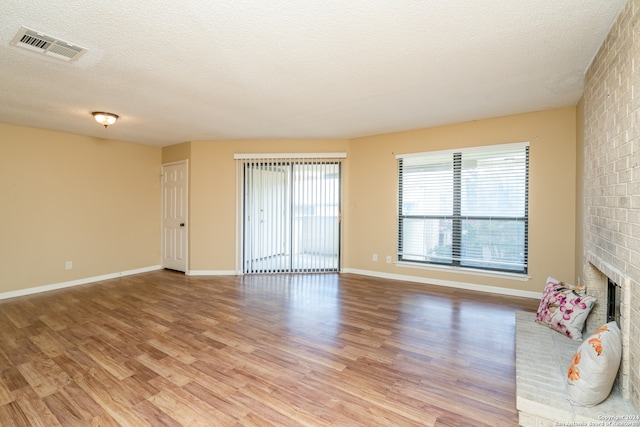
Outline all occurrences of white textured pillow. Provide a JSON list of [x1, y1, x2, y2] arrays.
[[567, 322, 622, 406]]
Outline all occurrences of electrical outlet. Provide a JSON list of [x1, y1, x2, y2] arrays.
[[372, 254, 378, 262], [386, 255, 392, 263], [65, 261, 72, 270]]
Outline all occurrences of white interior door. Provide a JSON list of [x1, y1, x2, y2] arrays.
[[162, 160, 188, 272]]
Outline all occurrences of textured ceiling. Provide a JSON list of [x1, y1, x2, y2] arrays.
[[0, 0, 626, 147]]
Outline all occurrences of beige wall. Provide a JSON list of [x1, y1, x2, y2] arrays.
[[347, 108, 577, 294], [162, 141, 191, 164], [172, 109, 576, 294], [0, 123, 162, 293], [2, 108, 575, 296]]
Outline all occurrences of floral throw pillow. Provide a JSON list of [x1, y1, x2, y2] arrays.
[[567, 322, 622, 406], [535, 276, 596, 340]]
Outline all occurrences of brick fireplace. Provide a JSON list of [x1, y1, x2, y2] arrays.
[[581, 0, 640, 412], [583, 252, 632, 400]]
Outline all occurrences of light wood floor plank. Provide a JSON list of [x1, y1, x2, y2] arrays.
[[0, 374, 15, 406], [17, 357, 71, 399], [0, 401, 31, 427], [0, 270, 537, 425], [14, 393, 62, 427]]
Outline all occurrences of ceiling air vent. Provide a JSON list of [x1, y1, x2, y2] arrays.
[[10, 26, 88, 62]]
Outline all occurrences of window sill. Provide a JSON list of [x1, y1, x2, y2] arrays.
[[395, 261, 531, 282]]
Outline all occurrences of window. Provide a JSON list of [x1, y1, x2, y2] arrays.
[[397, 142, 529, 274]]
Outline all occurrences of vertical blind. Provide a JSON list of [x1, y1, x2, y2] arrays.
[[397, 142, 529, 273], [235, 153, 344, 274]]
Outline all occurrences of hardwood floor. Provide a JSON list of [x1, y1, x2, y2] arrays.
[[0, 270, 538, 426]]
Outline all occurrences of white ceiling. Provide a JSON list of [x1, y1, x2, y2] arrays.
[[0, 1, 626, 147]]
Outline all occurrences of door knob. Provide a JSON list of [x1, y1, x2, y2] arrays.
[[180, 223, 185, 227]]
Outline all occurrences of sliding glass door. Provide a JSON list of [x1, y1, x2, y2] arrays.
[[243, 160, 340, 273]]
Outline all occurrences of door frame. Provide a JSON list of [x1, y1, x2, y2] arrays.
[[161, 160, 189, 272]]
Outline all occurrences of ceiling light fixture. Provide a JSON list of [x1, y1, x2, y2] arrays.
[[91, 111, 119, 128]]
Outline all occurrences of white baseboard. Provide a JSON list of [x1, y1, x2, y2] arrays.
[[3, 266, 539, 300], [0, 265, 162, 301], [341, 268, 542, 299], [186, 270, 239, 276]]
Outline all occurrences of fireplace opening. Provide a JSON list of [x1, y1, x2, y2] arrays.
[[607, 278, 621, 326]]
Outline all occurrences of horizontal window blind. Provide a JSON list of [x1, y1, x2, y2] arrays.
[[397, 142, 529, 273]]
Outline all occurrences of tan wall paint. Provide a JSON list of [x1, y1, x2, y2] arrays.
[[178, 109, 575, 294], [347, 108, 576, 294], [3, 107, 574, 295], [187, 139, 349, 271], [0, 123, 161, 293], [161, 141, 191, 164]]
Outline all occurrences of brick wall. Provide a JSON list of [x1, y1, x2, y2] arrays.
[[583, 0, 640, 411]]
